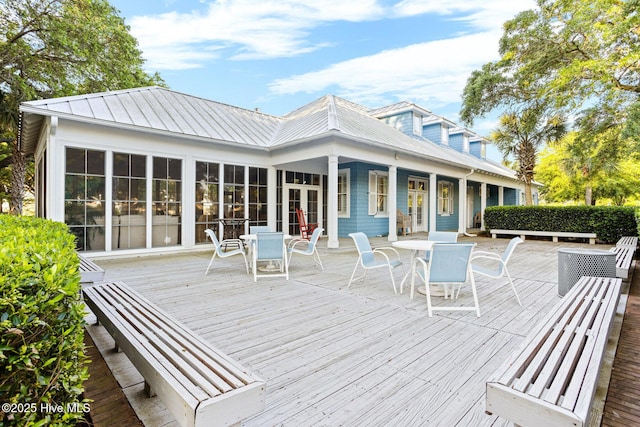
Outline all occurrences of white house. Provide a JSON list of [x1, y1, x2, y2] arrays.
[[18, 86, 532, 255]]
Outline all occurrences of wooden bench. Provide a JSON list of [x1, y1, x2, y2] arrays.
[[78, 253, 105, 285], [490, 229, 597, 245], [616, 236, 638, 248], [486, 275, 622, 427], [610, 245, 635, 281], [83, 281, 265, 427]]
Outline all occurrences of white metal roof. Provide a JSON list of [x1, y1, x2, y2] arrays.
[[19, 86, 517, 180]]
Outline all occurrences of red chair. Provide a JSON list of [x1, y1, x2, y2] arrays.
[[296, 208, 318, 240]]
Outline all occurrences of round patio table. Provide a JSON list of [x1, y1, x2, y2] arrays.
[[391, 240, 444, 298]]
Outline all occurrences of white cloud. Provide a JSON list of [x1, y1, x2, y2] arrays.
[[269, 31, 501, 109]]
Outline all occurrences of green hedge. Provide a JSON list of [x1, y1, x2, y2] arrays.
[[484, 206, 638, 244], [0, 215, 89, 426]]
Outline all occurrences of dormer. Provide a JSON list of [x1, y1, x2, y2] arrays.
[[469, 137, 488, 159], [449, 126, 475, 153], [370, 102, 432, 137], [422, 113, 456, 145]]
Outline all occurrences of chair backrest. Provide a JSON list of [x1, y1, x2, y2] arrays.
[[204, 229, 221, 250], [428, 231, 458, 243], [349, 232, 375, 266], [428, 243, 475, 283], [396, 209, 408, 221], [308, 227, 323, 245], [501, 237, 523, 266], [256, 232, 284, 261], [250, 225, 272, 234]]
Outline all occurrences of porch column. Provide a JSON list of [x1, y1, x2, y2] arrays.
[[388, 165, 398, 241], [458, 177, 466, 233], [481, 182, 487, 229], [498, 186, 504, 206], [429, 173, 437, 232], [267, 166, 277, 231], [327, 155, 339, 248]]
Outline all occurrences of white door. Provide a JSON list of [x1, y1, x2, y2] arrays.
[[408, 178, 428, 232], [285, 185, 320, 235], [467, 186, 475, 228]]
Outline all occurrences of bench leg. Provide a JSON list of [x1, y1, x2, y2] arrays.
[[144, 381, 157, 397]]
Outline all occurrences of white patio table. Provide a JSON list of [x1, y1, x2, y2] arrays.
[[392, 240, 444, 298]]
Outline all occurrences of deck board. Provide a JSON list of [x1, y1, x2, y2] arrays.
[[83, 234, 632, 426]]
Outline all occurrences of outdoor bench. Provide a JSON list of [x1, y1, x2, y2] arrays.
[[490, 229, 596, 245], [77, 253, 105, 286], [610, 245, 635, 281], [486, 275, 622, 427], [616, 236, 638, 248], [83, 281, 265, 427]]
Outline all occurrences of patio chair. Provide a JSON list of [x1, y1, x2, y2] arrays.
[[414, 243, 480, 317], [424, 231, 458, 262], [296, 208, 318, 240], [204, 229, 248, 275], [471, 237, 523, 306], [347, 232, 404, 294], [397, 209, 411, 236], [473, 211, 482, 228], [288, 227, 324, 271], [253, 232, 289, 282], [250, 225, 272, 234]]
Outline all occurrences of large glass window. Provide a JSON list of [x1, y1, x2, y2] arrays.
[[368, 171, 388, 216], [248, 167, 267, 228], [338, 169, 349, 217], [65, 148, 105, 251], [438, 181, 454, 215], [223, 164, 245, 219], [112, 153, 146, 249], [152, 157, 182, 247], [195, 161, 219, 244]]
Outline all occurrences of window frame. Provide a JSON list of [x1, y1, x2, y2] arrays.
[[438, 180, 454, 216], [368, 170, 389, 217], [338, 169, 350, 217]]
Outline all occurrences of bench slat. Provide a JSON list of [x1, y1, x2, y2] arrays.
[[78, 254, 105, 284], [610, 246, 634, 280]]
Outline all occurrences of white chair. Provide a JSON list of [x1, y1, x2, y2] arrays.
[[471, 237, 523, 305], [288, 227, 324, 271], [204, 229, 248, 275], [414, 243, 480, 317], [253, 232, 289, 282], [348, 232, 404, 293]]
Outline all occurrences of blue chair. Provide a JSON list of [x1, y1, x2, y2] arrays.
[[424, 231, 458, 262], [288, 227, 324, 271], [471, 237, 523, 305], [414, 243, 480, 317], [250, 225, 272, 234], [253, 232, 289, 282], [204, 229, 248, 275], [348, 232, 404, 293]]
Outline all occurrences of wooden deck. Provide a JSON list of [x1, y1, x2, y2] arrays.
[[83, 234, 631, 426]]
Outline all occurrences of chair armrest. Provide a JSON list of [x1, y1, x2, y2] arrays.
[[374, 246, 402, 258], [470, 253, 505, 266], [471, 251, 501, 261]]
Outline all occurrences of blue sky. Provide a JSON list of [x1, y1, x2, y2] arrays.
[[109, 0, 536, 154]]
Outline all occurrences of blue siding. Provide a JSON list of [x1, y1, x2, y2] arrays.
[[470, 141, 483, 158], [422, 123, 441, 143], [379, 112, 413, 135], [449, 133, 464, 152]]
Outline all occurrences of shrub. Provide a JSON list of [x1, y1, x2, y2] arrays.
[[0, 215, 89, 426], [484, 206, 637, 244]]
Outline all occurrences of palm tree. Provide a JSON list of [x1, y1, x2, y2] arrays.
[[490, 107, 567, 205]]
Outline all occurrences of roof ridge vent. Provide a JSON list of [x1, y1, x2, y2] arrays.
[[327, 95, 339, 131]]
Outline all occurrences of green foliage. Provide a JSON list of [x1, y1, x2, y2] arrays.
[[0, 215, 89, 426], [484, 205, 637, 244]]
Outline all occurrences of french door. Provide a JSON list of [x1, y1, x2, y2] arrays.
[[285, 185, 320, 236], [408, 178, 428, 232]]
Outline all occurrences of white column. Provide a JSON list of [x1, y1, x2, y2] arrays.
[[481, 182, 487, 229], [498, 186, 504, 206], [429, 173, 437, 232], [327, 155, 339, 248], [458, 177, 466, 233], [388, 165, 398, 241], [267, 166, 277, 232]]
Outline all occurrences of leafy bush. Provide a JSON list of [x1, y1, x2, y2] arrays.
[[0, 215, 89, 426], [484, 206, 637, 244]]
